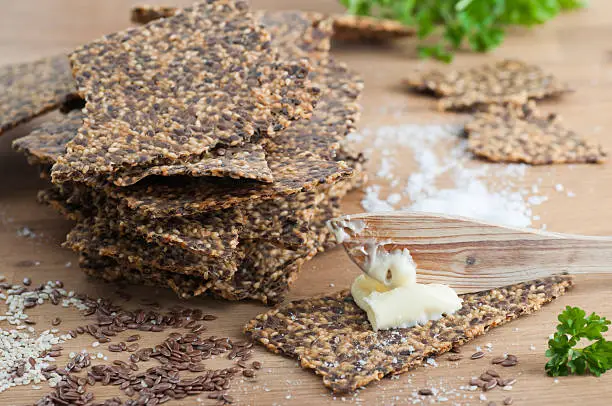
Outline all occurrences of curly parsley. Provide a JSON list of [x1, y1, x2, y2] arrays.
[[339, 0, 587, 62], [545, 306, 612, 377]]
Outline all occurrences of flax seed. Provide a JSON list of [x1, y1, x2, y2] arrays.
[[471, 351, 485, 360]]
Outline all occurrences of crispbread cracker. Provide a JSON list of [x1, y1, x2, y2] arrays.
[[0, 54, 75, 134], [130, 6, 413, 43], [65, 221, 240, 279], [40, 186, 244, 257], [330, 15, 415, 42], [245, 275, 574, 392], [110, 142, 274, 186], [404, 59, 571, 111], [12, 110, 81, 166], [130, 4, 178, 24], [466, 102, 607, 164], [17, 90, 274, 188], [52, 0, 317, 184], [110, 55, 361, 218], [78, 238, 318, 304]]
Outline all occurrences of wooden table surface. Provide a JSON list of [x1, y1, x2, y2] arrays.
[[1, 1, 611, 405]]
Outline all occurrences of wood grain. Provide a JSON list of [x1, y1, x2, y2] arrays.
[[333, 212, 612, 292], [0, 1, 611, 405]]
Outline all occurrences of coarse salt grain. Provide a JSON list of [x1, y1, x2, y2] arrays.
[[348, 124, 561, 228]]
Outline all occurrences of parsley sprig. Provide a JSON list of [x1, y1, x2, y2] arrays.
[[339, 0, 587, 62], [545, 306, 612, 377]]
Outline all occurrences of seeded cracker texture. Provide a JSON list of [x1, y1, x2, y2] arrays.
[[403, 59, 571, 111], [329, 15, 415, 42], [21, 11, 364, 304], [130, 4, 179, 24], [0, 54, 76, 135], [466, 102, 607, 165], [130, 5, 414, 43], [40, 186, 245, 257], [106, 45, 361, 218], [78, 239, 315, 303], [245, 275, 574, 392], [12, 110, 81, 166], [18, 110, 276, 187], [51, 0, 318, 185], [65, 221, 242, 279]]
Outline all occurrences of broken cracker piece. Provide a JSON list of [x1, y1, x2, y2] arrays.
[[12, 110, 81, 166], [0, 54, 75, 135], [245, 275, 574, 392], [330, 14, 415, 42], [130, 4, 178, 24], [403, 59, 571, 111], [52, 0, 317, 184], [466, 102, 606, 164]]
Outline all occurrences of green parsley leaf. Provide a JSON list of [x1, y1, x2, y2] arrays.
[[545, 306, 612, 377], [339, 0, 587, 62]]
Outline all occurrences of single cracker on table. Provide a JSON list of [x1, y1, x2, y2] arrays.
[[52, 0, 318, 185], [245, 275, 574, 392], [403, 59, 571, 111], [466, 102, 607, 164], [0, 54, 75, 135]]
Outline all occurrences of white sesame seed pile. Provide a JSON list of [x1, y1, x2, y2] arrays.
[[0, 277, 89, 393], [0, 328, 62, 392]]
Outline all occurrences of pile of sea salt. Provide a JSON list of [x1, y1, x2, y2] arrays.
[[350, 124, 571, 228]]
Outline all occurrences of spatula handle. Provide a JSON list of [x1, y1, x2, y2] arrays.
[[335, 212, 612, 291]]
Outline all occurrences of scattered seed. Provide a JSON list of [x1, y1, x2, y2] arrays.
[[470, 378, 485, 387], [242, 369, 255, 378], [252, 361, 262, 370], [484, 379, 497, 391], [51, 317, 62, 326], [471, 351, 485, 360], [503, 397, 513, 405], [502, 378, 516, 386], [491, 356, 507, 364], [480, 373, 494, 382], [191, 324, 205, 333], [447, 354, 463, 361], [486, 369, 500, 378], [126, 334, 140, 342], [23, 277, 32, 286], [418, 389, 433, 396], [501, 359, 518, 367]]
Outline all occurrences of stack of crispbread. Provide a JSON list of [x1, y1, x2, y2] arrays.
[[12, 1, 365, 304]]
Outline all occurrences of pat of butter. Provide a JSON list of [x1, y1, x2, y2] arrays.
[[351, 248, 462, 331]]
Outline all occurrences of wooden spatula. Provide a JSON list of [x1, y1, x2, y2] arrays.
[[328, 211, 612, 294]]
